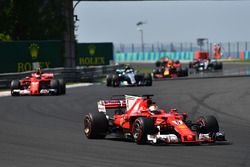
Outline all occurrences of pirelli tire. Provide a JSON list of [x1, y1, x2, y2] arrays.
[[196, 115, 219, 134], [155, 61, 161, 67], [50, 79, 60, 95], [132, 117, 157, 144], [84, 112, 108, 139], [215, 62, 223, 70], [189, 62, 193, 68], [112, 74, 120, 87], [144, 73, 152, 86], [180, 68, 188, 77], [10, 80, 20, 96], [106, 74, 113, 87], [58, 79, 66, 95]]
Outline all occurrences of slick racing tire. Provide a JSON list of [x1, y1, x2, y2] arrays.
[[50, 79, 60, 95], [144, 73, 152, 86], [180, 68, 188, 77], [155, 61, 161, 67], [215, 62, 223, 70], [196, 115, 219, 134], [132, 117, 157, 144], [112, 74, 120, 87], [84, 112, 108, 139], [188, 62, 193, 68], [58, 79, 66, 95], [106, 74, 113, 87], [10, 80, 20, 96]]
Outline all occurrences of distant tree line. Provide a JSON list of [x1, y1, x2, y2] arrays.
[[0, 0, 66, 41]]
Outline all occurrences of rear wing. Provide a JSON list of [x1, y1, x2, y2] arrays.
[[97, 99, 126, 113], [41, 73, 54, 79], [30, 72, 54, 78], [97, 94, 153, 113]]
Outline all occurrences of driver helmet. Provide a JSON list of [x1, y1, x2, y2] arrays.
[[36, 68, 41, 74], [125, 64, 131, 70], [149, 103, 158, 112], [168, 60, 173, 66]]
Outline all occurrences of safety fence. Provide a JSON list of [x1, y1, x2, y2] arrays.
[[114, 51, 250, 62], [114, 41, 250, 61], [114, 52, 194, 62]]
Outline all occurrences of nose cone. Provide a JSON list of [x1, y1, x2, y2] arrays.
[[187, 135, 194, 141]]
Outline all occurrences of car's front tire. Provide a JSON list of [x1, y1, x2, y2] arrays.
[[196, 115, 219, 134], [50, 79, 60, 95], [58, 79, 66, 95], [132, 117, 157, 144], [10, 80, 20, 96], [106, 74, 113, 87]]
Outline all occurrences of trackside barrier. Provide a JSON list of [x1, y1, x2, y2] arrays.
[[0, 65, 121, 89], [114, 52, 194, 62]]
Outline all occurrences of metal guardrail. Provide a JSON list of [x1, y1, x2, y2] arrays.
[[0, 64, 121, 89]]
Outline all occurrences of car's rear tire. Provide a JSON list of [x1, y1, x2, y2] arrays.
[[132, 117, 157, 144], [216, 62, 223, 70], [84, 112, 108, 139], [196, 115, 219, 134], [112, 74, 120, 87], [182, 68, 189, 76], [144, 73, 152, 86], [10, 80, 20, 96], [155, 61, 161, 67]]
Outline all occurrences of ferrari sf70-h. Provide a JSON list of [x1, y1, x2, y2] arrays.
[[10, 71, 66, 96], [83, 95, 225, 145]]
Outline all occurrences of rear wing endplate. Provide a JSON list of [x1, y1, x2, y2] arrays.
[[97, 100, 126, 113]]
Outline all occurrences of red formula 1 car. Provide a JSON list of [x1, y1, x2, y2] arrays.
[[10, 71, 66, 96], [83, 95, 225, 145]]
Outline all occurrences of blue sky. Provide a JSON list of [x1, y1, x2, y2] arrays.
[[74, 1, 250, 44]]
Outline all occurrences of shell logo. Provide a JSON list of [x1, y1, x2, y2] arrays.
[[29, 43, 39, 59]]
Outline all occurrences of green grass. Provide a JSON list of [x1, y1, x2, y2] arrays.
[[135, 67, 152, 74], [224, 59, 250, 63]]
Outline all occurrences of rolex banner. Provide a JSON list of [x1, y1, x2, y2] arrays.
[[76, 43, 113, 66], [0, 41, 113, 73], [0, 41, 63, 73]]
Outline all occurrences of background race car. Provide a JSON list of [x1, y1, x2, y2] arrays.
[[10, 70, 66, 96], [189, 52, 223, 72], [153, 59, 188, 78], [106, 66, 152, 87], [83, 95, 226, 145]]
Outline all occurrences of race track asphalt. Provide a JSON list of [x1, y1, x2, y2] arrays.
[[1, 64, 250, 167]]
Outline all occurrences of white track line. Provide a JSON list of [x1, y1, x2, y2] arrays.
[[0, 91, 10, 97], [0, 83, 93, 97]]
